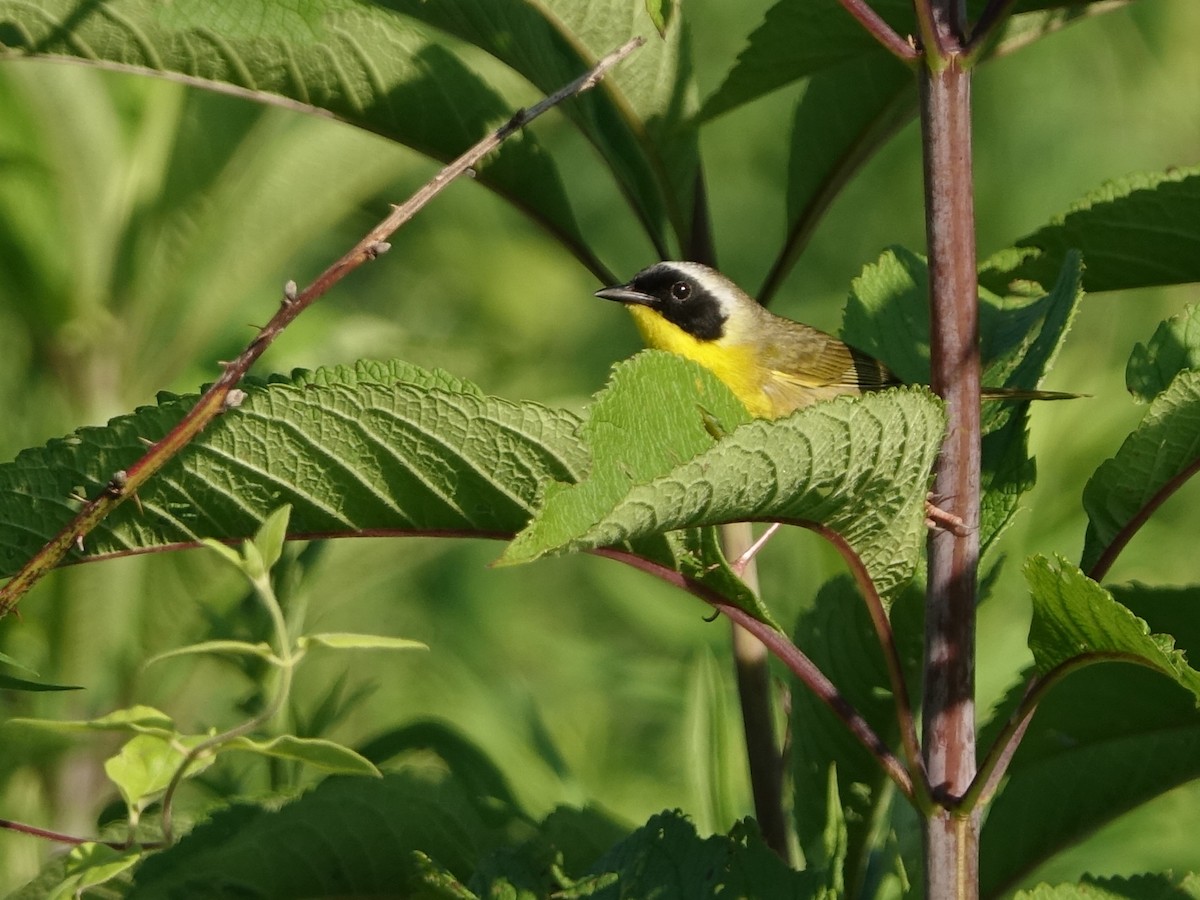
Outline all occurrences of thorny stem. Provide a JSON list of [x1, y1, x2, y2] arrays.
[[0, 37, 644, 617]]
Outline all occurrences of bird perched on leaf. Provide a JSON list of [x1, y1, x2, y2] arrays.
[[595, 260, 1074, 418]]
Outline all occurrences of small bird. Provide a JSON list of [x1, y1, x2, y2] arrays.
[[595, 260, 1073, 418]]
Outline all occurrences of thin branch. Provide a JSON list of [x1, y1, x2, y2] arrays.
[[0, 818, 162, 851], [593, 546, 916, 801], [836, 0, 920, 62], [1086, 455, 1200, 583], [0, 37, 644, 617]]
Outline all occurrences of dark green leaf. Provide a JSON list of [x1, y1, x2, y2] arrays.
[[128, 769, 526, 898], [0, 360, 589, 576], [502, 351, 945, 609], [981, 663, 1200, 897], [572, 812, 823, 899], [1081, 370, 1200, 576], [1025, 555, 1200, 700], [980, 168, 1200, 295], [1127, 303, 1200, 403], [1014, 873, 1200, 900], [0, 0, 607, 273]]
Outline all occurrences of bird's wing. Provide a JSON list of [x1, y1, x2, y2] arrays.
[[751, 320, 900, 415]]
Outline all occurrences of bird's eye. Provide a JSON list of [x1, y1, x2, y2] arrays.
[[670, 281, 691, 301]]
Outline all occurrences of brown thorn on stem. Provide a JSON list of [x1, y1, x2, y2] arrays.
[[0, 36, 646, 618]]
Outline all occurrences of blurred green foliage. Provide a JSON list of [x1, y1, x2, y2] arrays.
[[0, 0, 1197, 894]]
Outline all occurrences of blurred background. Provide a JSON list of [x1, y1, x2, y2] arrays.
[[0, 0, 1197, 892]]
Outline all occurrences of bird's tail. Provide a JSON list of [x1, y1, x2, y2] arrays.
[[980, 387, 1083, 401]]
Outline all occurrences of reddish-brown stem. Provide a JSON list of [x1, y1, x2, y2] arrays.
[[836, 0, 921, 62], [919, 0, 981, 893], [593, 545, 915, 801], [0, 818, 162, 851], [807, 522, 930, 806], [0, 37, 644, 616]]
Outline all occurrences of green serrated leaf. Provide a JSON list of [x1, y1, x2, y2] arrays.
[[0, 0, 607, 274], [127, 769, 523, 898], [1025, 554, 1200, 702], [299, 633, 428, 653], [225, 735, 381, 776], [1081, 370, 1200, 575], [701, 0, 914, 121], [506, 352, 944, 610], [1015, 873, 1200, 900], [980, 661, 1200, 896], [500, 350, 752, 565], [0, 359, 588, 576], [145, 640, 278, 668], [1127, 304, 1200, 403], [980, 167, 1200, 295], [576, 811, 820, 898]]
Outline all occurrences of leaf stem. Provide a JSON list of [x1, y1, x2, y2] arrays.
[[595, 547, 916, 801], [1086, 455, 1200, 583], [836, 0, 921, 62], [808, 523, 932, 809], [0, 37, 644, 617]]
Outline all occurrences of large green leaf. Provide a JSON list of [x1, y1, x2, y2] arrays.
[[0, 360, 588, 575], [1080, 369, 1200, 576], [1014, 874, 1200, 900], [1025, 555, 1200, 699], [502, 351, 946, 607], [0, 0, 611, 274], [981, 167, 1200, 296], [980, 661, 1200, 897], [701, 0, 1124, 121], [127, 769, 527, 898], [842, 247, 1083, 553], [380, 0, 700, 254], [790, 577, 921, 898], [573, 812, 822, 899], [1126, 303, 1200, 403]]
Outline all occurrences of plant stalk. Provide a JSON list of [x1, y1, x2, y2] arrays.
[[919, 10, 982, 898], [721, 522, 790, 860]]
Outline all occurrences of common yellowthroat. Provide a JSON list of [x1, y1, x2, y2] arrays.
[[596, 261, 1073, 418]]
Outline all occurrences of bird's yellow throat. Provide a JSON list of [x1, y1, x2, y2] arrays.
[[626, 305, 771, 417]]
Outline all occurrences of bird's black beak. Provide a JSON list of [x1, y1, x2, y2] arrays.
[[595, 284, 654, 306]]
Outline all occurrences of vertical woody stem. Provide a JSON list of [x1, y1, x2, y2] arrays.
[[920, 47, 982, 900]]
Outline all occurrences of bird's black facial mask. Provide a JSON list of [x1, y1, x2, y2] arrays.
[[594, 264, 726, 341]]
